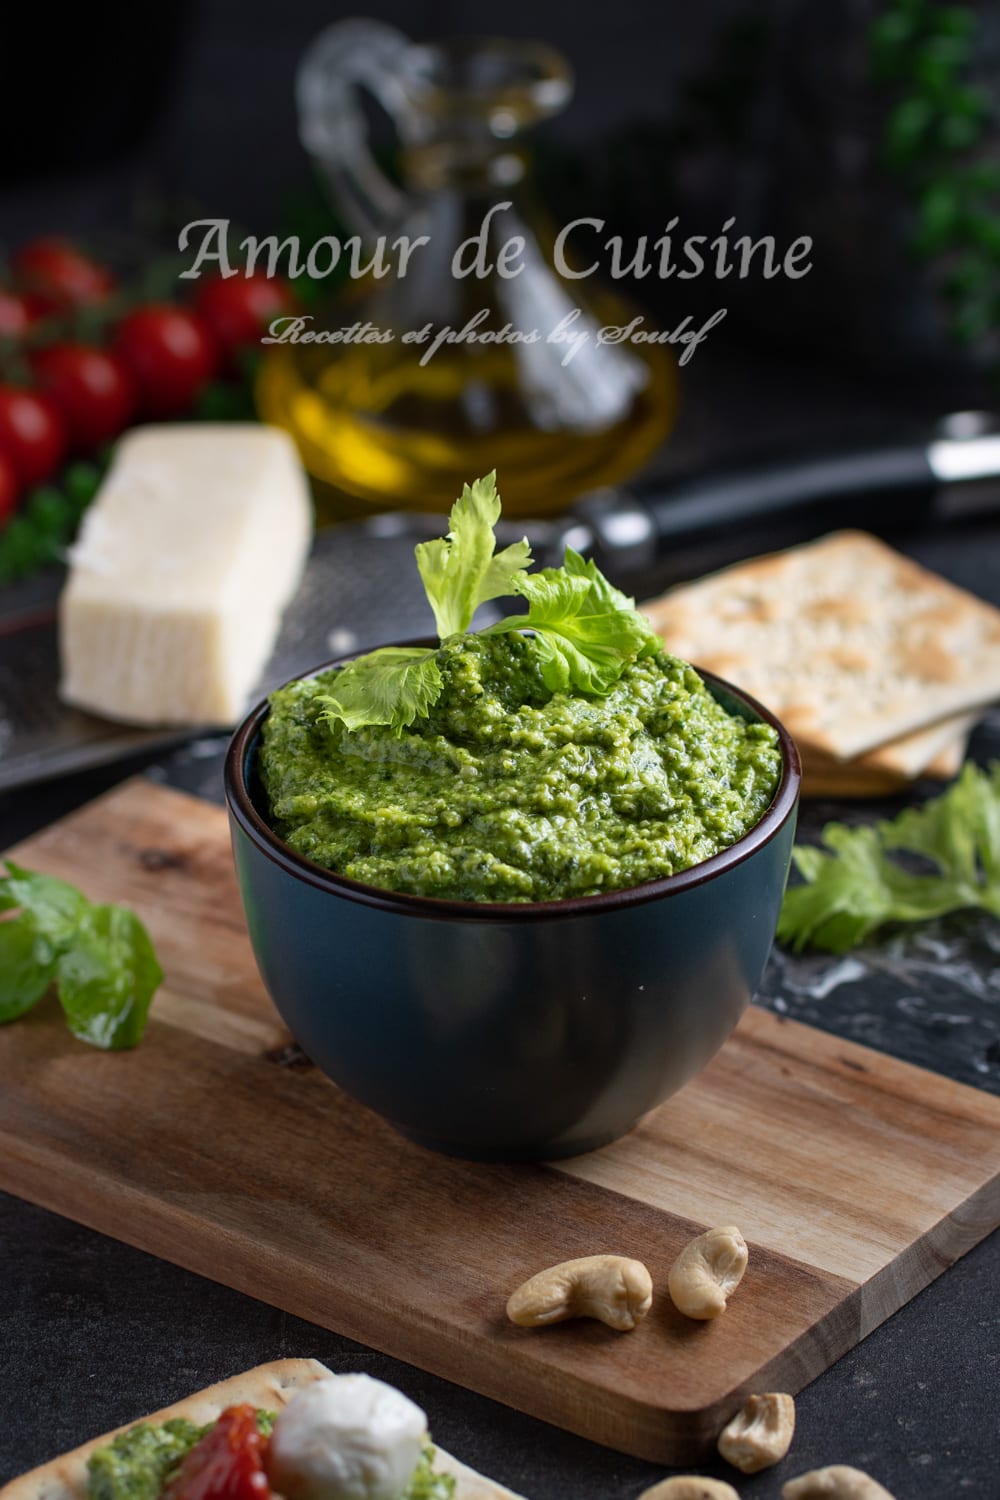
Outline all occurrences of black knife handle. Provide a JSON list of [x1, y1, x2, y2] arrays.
[[568, 443, 939, 573], [637, 444, 937, 541]]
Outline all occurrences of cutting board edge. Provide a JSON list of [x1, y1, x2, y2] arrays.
[[0, 1123, 837, 1465], [9, 1123, 996, 1469], [856, 1169, 1000, 1340]]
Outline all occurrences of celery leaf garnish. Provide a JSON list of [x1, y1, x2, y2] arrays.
[[415, 471, 532, 638], [777, 762, 1000, 953], [317, 647, 444, 734], [310, 475, 655, 736], [485, 547, 658, 694]]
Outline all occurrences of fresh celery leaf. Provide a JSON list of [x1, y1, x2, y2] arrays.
[[562, 545, 644, 616], [1, 860, 89, 943], [317, 647, 444, 734], [881, 759, 1000, 890], [485, 548, 658, 694], [313, 482, 651, 733], [777, 762, 1000, 953], [56, 904, 164, 1050], [0, 914, 58, 1022], [415, 472, 532, 638]]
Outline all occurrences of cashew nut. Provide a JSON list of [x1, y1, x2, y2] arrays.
[[639, 1479, 741, 1500], [718, 1392, 795, 1473], [782, 1466, 897, 1499], [668, 1226, 748, 1320], [506, 1254, 653, 1331]]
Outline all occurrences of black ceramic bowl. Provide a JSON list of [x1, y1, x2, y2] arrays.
[[225, 652, 800, 1161]]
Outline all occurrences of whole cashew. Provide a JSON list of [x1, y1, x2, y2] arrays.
[[639, 1479, 742, 1500], [782, 1466, 897, 1499], [718, 1392, 795, 1473], [506, 1254, 653, 1331], [668, 1226, 748, 1320]]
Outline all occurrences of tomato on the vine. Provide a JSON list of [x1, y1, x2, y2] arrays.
[[12, 238, 115, 308], [0, 289, 50, 337], [0, 386, 67, 485], [0, 449, 21, 525], [114, 304, 218, 417], [193, 273, 296, 364], [163, 1405, 271, 1500], [32, 343, 135, 451]]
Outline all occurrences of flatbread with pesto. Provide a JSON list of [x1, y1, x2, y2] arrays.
[[0, 1360, 526, 1500], [644, 530, 1000, 760]]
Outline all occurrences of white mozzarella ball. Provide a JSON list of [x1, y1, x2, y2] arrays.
[[268, 1374, 428, 1500]]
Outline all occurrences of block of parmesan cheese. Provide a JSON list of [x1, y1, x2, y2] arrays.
[[59, 423, 312, 726]]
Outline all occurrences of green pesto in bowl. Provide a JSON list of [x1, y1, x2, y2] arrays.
[[258, 633, 782, 904]]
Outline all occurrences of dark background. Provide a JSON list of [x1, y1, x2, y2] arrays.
[[3, 0, 995, 394], [2, 1, 747, 221], [2, 4, 1000, 1498]]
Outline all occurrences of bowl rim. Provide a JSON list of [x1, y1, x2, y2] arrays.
[[224, 644, 801, 924]]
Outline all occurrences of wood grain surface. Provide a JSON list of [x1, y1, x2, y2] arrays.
[[1, 779, 998, 1464]]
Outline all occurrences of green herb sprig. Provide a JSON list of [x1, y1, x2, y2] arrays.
[[0, 862, 163, 1048], [871, 0, 1000, 352], [0, 458, 105, 583], [778, 761, 1000, 953], [316, 473, 658, 735]]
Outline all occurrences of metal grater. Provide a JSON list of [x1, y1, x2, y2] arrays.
[[0, 527, 487, 794]]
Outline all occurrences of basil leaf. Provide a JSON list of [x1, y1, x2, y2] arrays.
[[1, 860, 89, 943], [56, 904, 164, 1050], [415, 472, 532, 638], [0, 914, 58, 1022], [317, 647, 445, 735]]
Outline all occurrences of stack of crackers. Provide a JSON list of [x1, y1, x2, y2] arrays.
[[643, 530, 1000, 798]]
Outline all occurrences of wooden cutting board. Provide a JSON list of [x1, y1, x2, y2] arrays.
[[2, 778, 999, 1465]]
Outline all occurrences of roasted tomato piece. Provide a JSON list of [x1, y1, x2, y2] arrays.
[[164, 1405, 271, 1500]]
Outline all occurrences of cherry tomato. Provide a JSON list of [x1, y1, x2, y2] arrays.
[[11, 238, 115, 308], [0, 289, 50, 337], [0, 448, 20, 525], [193, 273, 296, 364], [32, 343, 135, 451], [0, 386, 67, 485], [164, 1405, 271, 1500], [114, 304, 218, 416]]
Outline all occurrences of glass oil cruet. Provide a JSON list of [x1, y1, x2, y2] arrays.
[[257, 20, 678, 518]]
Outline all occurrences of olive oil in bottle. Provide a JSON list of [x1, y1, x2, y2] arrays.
[[260, 24, 677, 518]]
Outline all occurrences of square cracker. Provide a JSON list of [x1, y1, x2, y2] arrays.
[[800, 733, 967, 800], [801, 712, 974, 780], [643, 530, 1000, 760]]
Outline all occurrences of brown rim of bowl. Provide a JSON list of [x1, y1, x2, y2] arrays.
[[224, 645, 801, 924]]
